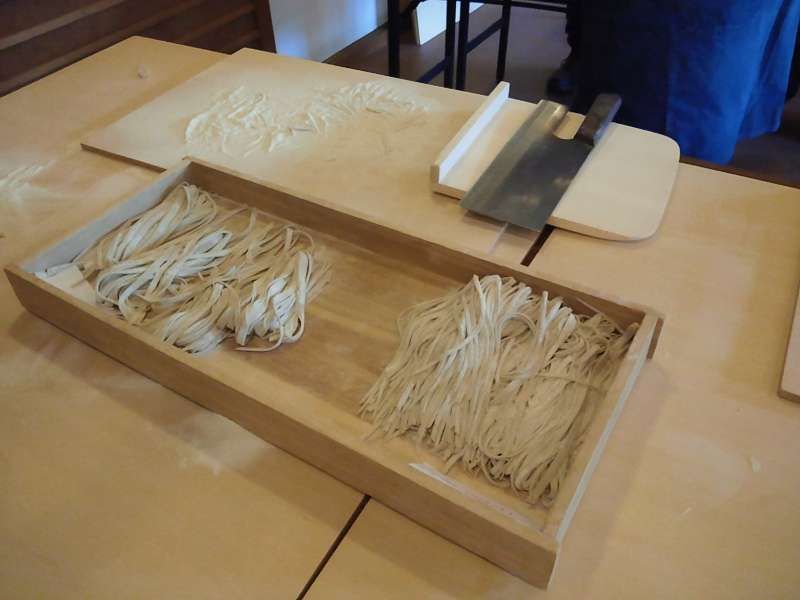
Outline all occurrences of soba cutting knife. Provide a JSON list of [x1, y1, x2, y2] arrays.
[[459, 94, 622, 231]]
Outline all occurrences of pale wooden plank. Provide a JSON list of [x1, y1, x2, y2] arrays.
[[0, 37, 220, 172], [80, 48, 513, 256], [430, 81, 509, 186]]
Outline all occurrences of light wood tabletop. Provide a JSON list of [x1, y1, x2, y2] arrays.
[[3, 36, 800, 599], [0, 38, 363, 599]]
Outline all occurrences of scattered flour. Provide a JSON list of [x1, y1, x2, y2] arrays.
[[0, 141, 81, 207], [171, 411, 270, 476], [0, 162, 53, 204], [749, 455, 762, 473], [35, 263, 96, 304], [185, 82, 429, 157]]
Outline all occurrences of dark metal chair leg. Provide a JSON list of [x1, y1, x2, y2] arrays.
[[388, 0, 400, 77], [443, 0, 457, 88], [496, 0, 511, 82], [455, 0, 471, 90]]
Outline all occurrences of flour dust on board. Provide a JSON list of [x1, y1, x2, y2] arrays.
[[184, 82, 430, 158]]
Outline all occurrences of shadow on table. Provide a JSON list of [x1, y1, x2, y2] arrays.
[[7, 308, 361, 534]]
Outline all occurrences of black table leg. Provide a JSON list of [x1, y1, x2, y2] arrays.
[[496, 0, 511, 82], [455, 0, 471, 89], [388, 0, 400, 77], [443, 0, 457, 88]]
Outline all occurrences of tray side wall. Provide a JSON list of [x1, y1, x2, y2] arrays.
[[544, 314, 657, 540], [22, 163, 189, 273], [188, 160, 660, 349]]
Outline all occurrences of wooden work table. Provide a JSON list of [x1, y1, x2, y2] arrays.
[[2, 37, 800, 598]]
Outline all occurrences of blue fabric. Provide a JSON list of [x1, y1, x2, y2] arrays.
[[573, 1, 800, 163]]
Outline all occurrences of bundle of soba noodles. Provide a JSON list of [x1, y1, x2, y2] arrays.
[[74, 183, 329, 354], [360, 275, 636, 506]]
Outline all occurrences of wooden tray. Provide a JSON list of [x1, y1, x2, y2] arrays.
[[6, 160, 662, 588]]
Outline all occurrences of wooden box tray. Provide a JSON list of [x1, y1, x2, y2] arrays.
[[6, 160, 662, 588]]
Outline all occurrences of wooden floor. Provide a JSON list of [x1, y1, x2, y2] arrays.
[[328, 4, 567, 100], [327, 5, 800, 186], [732, 99, 800, 184]]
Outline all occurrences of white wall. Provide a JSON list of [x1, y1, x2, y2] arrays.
[[413, 1, 482, 45], [270, 0, 387, 62]]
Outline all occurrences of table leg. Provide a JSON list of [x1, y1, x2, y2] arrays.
[[455, 0, 471, 89], [388, 0, 400, 77], [444, 0, 457, 88], [496, 0, 511, 82]]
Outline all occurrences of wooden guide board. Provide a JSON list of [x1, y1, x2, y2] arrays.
[[431, 82, 681, 241], [6, 159, 662, 588]]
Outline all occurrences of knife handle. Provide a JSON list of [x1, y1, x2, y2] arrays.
[[575, 94, 622, 146]]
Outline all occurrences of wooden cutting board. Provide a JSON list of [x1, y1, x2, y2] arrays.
[[81, 48, 513, 256], [83, 48, 678, 249], [431, 82, 680, 241]]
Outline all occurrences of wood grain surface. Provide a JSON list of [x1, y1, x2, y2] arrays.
[[80, 47, 523, 256], [4, 35, 800, 599], [0, 38, 362, 599]]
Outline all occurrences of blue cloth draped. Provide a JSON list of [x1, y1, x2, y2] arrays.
[[573, 1, 800, 163]]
